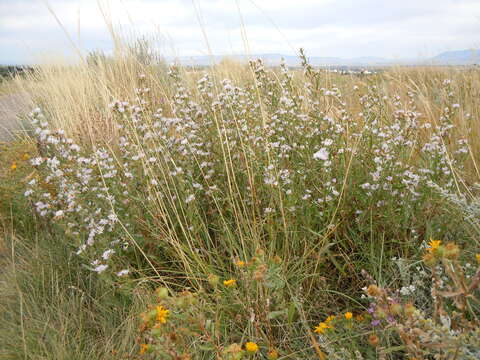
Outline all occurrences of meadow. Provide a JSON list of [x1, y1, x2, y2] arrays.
[[1, 48, 480, 359]]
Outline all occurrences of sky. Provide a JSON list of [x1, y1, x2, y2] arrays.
[[1, 0, 479, 64]]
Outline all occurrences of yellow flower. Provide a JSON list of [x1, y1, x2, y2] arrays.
[[223, 279, 236, 287], [314, 322, 331, 334], [235, 260, 246, 268], [10, 162, 17, 170], [139, 343, 149, 355], [325, 315, 335, 323], [155, 305, 169, 324], [245, 342, 259, 353], [344, 312, 353, 320], [427, 239, 442, 253], [267, 349, 279, 359], [476, 253, 480, 264], [22, 153, 30, 161]]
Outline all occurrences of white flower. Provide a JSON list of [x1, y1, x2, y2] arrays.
[[116, 269, 130, 277], [313, 148, 329, 161], [102, 249, 115, 260], [94, 264, 108, 273], [185, 194, 196, 203], [30, 157, 44, 166], [54, 210, 64, 217]]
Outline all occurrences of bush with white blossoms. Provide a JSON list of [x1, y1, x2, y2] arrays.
[[23, 55, 473, 299]]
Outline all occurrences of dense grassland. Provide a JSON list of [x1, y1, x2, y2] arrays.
[[1, 52, 480, 359]]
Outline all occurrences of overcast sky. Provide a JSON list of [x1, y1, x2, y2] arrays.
[[1, 0, 479, 64]]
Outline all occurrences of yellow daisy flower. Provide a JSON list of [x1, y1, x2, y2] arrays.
[[155, 305, 169, 324], [245, 342, 259, 353], [223, 279, 236, 287]]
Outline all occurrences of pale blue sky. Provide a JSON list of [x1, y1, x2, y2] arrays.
[[1, 0, 479, 64]]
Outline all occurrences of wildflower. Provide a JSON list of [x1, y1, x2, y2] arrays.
[[245, 342, 259, 353], [94, 264, 108, 273], [344, 312, 353, 320], [24, 189, 33, 197], [427, 239, 441, 254], [366, 284, 382, 297], [313, 148, 329, 161], [476, 254, 480, 264], [422, 252, 437, 266], [368, 334, 379, 347], [139, 344, 149, 355], [101, 249, 115, 260], [10, 162, 17, 170], [444, 242, 460, 259], [208, 274, 220, 287], [325, 315, 335, 323], [156, 305, 169, 324], [116, 269, 130, 277], [155, 287, 169, 299], [223, 279, 236, 287], [185, 194, 195, 203], [267, 349, 279, 360], [355, 314, 364, 322], [22, 153, 30, 160], [235, 260, 246, 268], [404, 303, 416, 317], [314, 322, 331, 334]]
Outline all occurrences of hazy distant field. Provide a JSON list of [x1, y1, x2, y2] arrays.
[[1, 49, 480, 359]]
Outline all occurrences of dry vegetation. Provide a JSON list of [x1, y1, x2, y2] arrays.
[[1, 47, 480, 359]]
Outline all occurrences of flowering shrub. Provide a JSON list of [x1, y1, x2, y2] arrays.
[[14, 53, 480, 358]]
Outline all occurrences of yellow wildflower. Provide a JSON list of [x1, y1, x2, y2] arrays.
[[223, 279, 236, 287], [476, 253, 480, 264], [344, 312, 353, 320], [10, 162, 17, 170], [235, 260, 246, 268], [325, 315, 335, 323], [245, 342, 259, 353], [267, 349, 279, 359], [155, 305, 169, 324], [427, 239, 441, 253], [314, 322, 331, 334], [139, 343, 149, 355], [22, 153, 30, 160]]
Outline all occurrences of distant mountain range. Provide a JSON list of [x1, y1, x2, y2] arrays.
[[170, 49, 480, 67]]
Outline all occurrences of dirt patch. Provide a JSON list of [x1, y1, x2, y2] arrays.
[[0, 92, 32, 141]]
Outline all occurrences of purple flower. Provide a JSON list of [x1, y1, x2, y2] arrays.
[[371, 320, 380, 327]]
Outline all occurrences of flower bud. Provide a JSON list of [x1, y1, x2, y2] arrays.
[[389, 303, 402, 316], [444, 242, 460, 260], [422, 253, 437, 267], [155, 287, 169, 300], [368, 334, 379, 347], [375, 307, 387, 319], [404, 303, 416, 317], [208, 274, 219, 287], [367, 285, 382, 297], [267, 349, 279, 360]]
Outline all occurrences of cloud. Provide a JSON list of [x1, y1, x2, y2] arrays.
[[0, 0, 479, 64]]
